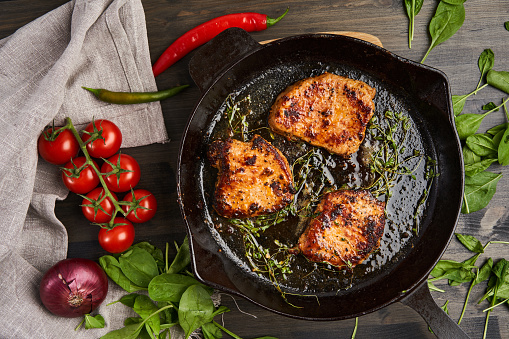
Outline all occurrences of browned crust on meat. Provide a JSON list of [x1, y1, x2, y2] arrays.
[[207, 135, 295, 219], [298, 189, 385, 268], [268, 72, 376, 157]]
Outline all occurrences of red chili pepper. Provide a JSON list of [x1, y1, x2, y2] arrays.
[[152, 8, 289, 77]]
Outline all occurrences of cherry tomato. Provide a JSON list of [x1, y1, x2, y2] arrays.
[[82, 188, 118, 223], [82, 119, 122, 158], [98, 218, 135, 253], [101, 154, 141, 192], [38, 128, 79, 165], [61, 157, 100, 194], [122, 189, 157, 223]]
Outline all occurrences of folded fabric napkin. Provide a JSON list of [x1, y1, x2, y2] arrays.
[[0, 0, 190, 337]]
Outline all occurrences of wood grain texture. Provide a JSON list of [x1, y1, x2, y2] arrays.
[[2, 0, 509, 338]]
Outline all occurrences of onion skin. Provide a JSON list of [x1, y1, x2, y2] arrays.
[[39, 258, 108, 318]]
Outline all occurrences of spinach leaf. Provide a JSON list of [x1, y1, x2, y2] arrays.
[[119, 247, 159, 288], [476, 49, 495, 91], [465, 134, 497, 157], [168, 235, 191, 274], [483, 102, 498, 111], [505, 21, 509, 31], [117, 293, 140, 308], [99, 255, 146, 292], [462, 171, 503, 214], [464, 158, 497, 177], [178, 285, 217, 338], [497, 104, 509, 165], [498, 127, 509, 165], [455, 233, 485, 253], [458, 257, 493, 325], [452, 94, 468, 116], [455, 112, 491, 140], [100, 323, 141, 339], [404, 0, 424, 48], [487, 70, 509, 94], [487, 122, 509, 136], [421, 2, 465, 63], [133, 295, 161, 337], [452, 84, 489, 116], [476, 258, 494, 285], [132, 242, 165, 270], [202, 322, 222, 339], [441, 0, 466, 3], [148, 273, 206, 302], [430, 259, 476, 285], [84, 314, 105, 329], [462, 145, 481, 166]]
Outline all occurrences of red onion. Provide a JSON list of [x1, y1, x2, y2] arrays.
[[39, 258, 108, 318]]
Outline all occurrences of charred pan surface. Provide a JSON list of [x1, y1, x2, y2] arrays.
[[298, 189, 385, 268], [268, 72, 376, 157], [208, 135, 295, 219]]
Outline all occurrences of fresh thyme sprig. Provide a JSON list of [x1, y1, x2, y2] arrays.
[[366, 111, 418, 198]]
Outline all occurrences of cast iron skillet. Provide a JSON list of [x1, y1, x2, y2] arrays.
[[177, 28, 466, 338]]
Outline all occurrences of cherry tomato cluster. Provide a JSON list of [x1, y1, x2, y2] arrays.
[[38, 118, 157, 254]]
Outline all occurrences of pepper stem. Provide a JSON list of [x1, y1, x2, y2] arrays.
[[266, 8, 289, 28]]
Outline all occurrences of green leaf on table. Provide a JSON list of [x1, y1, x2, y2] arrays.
[[202, 322, 222, 339], [462, 171, 503, 214], [430, 259, 476, 284], [505, 21, 509, 31], [132, 242, 165, 270], [475, 258, 494, 286], [133, 295, 160, 337], [476, 49, 495, 90], [119, 247, 159, 287], [421, 2, 465, 62], [481, 259, 509, 302], [455, 112, 491, 140], [404, 0, 424, 48], [85, 314, 105, 329], [452, 94, 468, 116], [168, 235, 191, 274], [488, 122, 509, 136], [115, 293, 140, 308], [498, 127, 509, 165], [148, 273, 207, 302], [428, 280, 445, 292], [464, 158, 497, 177], [483, 102, 498, 111], [492, 129, 505, 148], [466, 134, 498, 157], [178, 285, 217, 338], [99, 255, 146, 293], [487, 70, 509, 94], [100, 323, 141, 339], [455, 233, 484, 253], [463, 145, 481, 166]]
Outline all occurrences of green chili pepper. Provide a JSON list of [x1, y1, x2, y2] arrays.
[[82, 85, 189, 104]]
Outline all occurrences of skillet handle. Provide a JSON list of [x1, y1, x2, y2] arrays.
[[400, 281, 470, 338], [189, 27, 262, 93]]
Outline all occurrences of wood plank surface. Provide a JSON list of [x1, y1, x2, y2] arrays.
[[2, 1, 509, 338]]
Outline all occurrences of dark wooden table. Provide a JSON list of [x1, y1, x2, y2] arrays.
[[2, 1, 509, 338]]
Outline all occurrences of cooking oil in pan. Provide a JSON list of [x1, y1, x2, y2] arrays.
[[201, 63, 437, 294]]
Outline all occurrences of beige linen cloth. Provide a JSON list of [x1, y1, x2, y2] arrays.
[[0, 0, 192, 337]]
